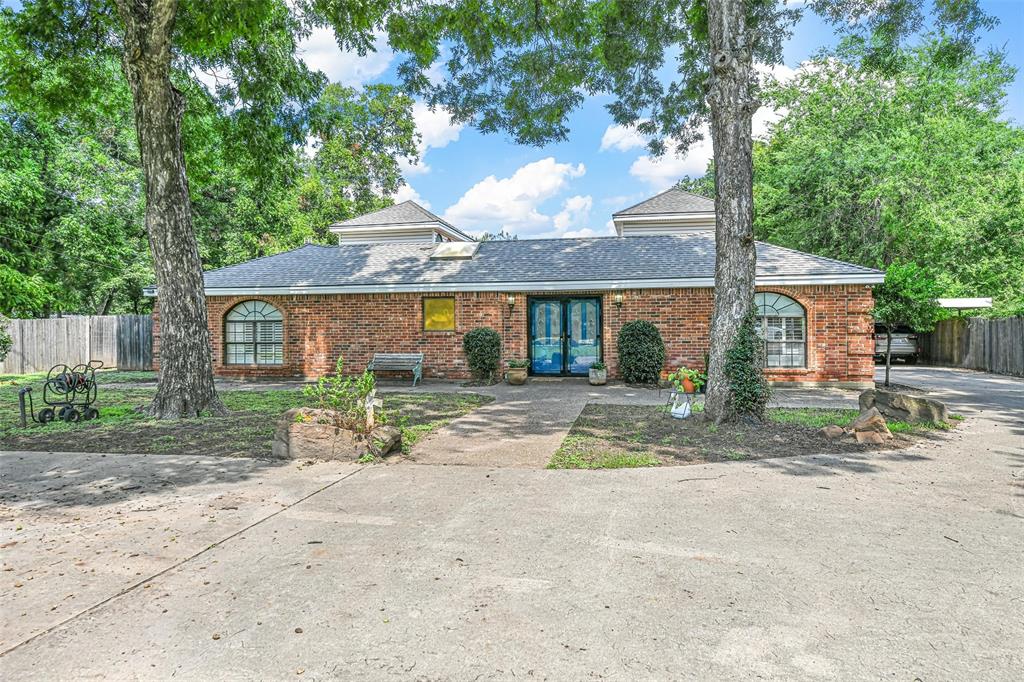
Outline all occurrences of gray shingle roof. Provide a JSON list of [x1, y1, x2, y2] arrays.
[[329, 201, 471, 240], [614, 188, 715, 216], [199, 235, 882, 291]]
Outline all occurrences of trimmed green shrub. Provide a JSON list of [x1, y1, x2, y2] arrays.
[[463, 327, 502, 382], [617, 320, 665, 384], [724, 308, 772, 420]]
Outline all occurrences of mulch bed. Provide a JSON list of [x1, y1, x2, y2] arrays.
[[556, 404, 939, 467]]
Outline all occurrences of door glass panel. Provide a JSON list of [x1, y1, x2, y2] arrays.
[[530, 301, 563, 374], [568, 299, 601, 374]]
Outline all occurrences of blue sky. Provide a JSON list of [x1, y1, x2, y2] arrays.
[[297, 0, 1022, 239]]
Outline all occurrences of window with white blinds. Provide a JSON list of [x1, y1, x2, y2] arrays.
[[754, 293, 806, 368], [224, 301, 283, 365]]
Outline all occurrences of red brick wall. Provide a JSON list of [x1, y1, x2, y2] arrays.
[[152, 284, 874, 386]]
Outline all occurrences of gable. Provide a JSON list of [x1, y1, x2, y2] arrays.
[[612, 188, 717, 236]]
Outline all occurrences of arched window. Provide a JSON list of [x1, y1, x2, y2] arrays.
[[225, 301, 283, 365], [755, 293, 806, 368]]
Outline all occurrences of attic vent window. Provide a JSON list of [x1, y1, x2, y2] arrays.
[[430, 242, 480, 260]]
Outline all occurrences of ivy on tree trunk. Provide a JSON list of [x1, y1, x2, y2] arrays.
[[703, 0, 759, 424], [115, 0, 225, 418]]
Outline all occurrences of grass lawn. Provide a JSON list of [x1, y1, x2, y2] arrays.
[[0, 369, 158, 388], [548, 403, 957, 469], [1, 373, 492, 458]]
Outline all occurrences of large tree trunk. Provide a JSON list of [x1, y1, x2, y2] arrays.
[[116, 0, 225, 418], [702, 0, 759, 424]]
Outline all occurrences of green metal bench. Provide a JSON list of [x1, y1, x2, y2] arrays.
[[367, 353, 423, 386]]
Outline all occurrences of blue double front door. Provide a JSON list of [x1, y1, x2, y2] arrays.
[[528, 297, 602, 376]]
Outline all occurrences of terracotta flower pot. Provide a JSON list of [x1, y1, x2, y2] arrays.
[[682, 377, 696, 394], [507, 367, 528, 385]]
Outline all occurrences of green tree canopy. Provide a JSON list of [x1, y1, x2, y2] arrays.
[[0, 10, 419, 317], [755, 39, 1024, 316]]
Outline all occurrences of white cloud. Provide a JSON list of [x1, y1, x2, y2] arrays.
[[394, 184, 430, 209], [600, 124, 648, 152], [424, 46, 451, 86], [401, 102, 465, 175], [414, 102, 463, 151], [629, 131, 714, 191], [562, 216, 617, 239], [756, 61, 799, 84], [752, 106, 785, 142], [444, 158, 586, 236], [553, 195, 593, 232], [752, 62, 801, 140], [398, 156, 429, 176], [299, 28, 394, 87], [561, 228, 597, 238]]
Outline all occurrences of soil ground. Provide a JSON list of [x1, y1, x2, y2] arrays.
[[0, 381, 492, 458], [550, 403, 955, 468]]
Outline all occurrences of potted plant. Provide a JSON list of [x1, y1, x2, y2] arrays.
[[506, 359, 529, 385], [668, 367, 704, 394], [589, 361, 608, 386]]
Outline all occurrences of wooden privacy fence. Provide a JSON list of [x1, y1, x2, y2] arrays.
[[0, 315, 153, 374], [920, 317, 1024, 377]]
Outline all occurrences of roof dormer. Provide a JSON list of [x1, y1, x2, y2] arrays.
[[328, 201, 472, 244], [612, 188, 716, 237]]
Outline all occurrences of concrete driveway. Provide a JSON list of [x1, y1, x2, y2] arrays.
[[2, 367, 1021, 679]]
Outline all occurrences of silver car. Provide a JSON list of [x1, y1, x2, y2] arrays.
[[874, 324, 919, 364]]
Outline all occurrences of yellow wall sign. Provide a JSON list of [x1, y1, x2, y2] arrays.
[[423, 297, 455, 331]]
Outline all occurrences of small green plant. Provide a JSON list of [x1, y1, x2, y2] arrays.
[[356, 453, 376, 464], [548, 447, 660, 469], [303, 356, 377, 431], [724, 307, 772, 421], [617, 320, 665, 384], [768, 408, 859, 429], [590, 360, 606, 370], [724, 450, 747, 461], [463, 327, 502, 382], [506, 358, 529, 368]]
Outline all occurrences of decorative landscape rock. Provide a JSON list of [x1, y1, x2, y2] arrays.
[[859, 389, 948, 424], [819, 425, 846, 440], [369, 425, 402, 456], [849, 407, 892, 439], [855, 430, 887, 446], [272, 408, 401, 461]]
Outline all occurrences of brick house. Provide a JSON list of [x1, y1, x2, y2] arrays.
[[148, 189, 882, 387]]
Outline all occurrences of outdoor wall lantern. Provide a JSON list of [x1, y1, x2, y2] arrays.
[[614, 292, 624, 307], [507, 294, 516, 308]]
